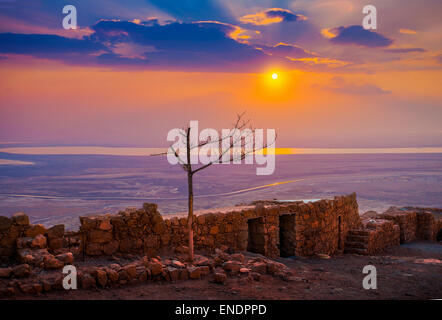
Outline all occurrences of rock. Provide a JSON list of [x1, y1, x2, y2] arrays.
[[199, 266, 210, 276], [41, 280, 51, 292], [103, 241, 119, 255], [12, 264, 31, 278], [17, 248, 50, 266], [48, 238, 64, 250], [81, 274, 96, 289], [266, 261, 287, 275], [230, 253, 245, 263], [105, 268, 119, 283], [19, 283, 35, 295], [222, 260, 242, 274], [136, 266, 148, 282], [109, 263, 121, 271], [179, 268, 188, 280], [43, 255, 64, 269], [249, 272, 261, 281], [187, 266, 202, 279], [174, 246, 189, 254], [146, 258, 163, 276], [213, 272, 227, 284], [97, 219, 112, 231], [25, 224, 47, 238], [172, 260, 186, 269], [194, 256, 212, 267], [122, 264, 137, 279], [16, 237, 32, 249], [85, 243, 102, 256], [0, 267, 12, 278], [47, 225, 65, 239], [12, 212, 29, 226], [55, 252, 74, 264], [31, 234, 47, 249], [0, 216, 12, 231], [88, 230, 112, 243], [96, 269, 107, 287], [209, 226, 219, 234], [316, 253, 330, 259], [167, 267, 180, 281], [239, 267, 250, 274], [251, 262, 267, 274]]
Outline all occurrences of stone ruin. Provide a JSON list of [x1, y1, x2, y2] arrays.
[[0, 193, 441, 296]]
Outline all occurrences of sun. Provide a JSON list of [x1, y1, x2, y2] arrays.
[[271, 73, 278, 80]]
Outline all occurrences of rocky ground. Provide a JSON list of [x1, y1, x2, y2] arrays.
[[2, 241, 441, 300]]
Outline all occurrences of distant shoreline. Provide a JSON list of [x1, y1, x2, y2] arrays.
[[1, 146, 442, 156]]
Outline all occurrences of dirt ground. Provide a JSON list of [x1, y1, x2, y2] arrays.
[[5, 241, 442, 300]]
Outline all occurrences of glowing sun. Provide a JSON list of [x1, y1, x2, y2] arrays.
[[271, 73, 278, 80]]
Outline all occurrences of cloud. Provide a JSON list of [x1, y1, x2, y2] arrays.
[[0, 19, 352, 72], [399, 28, 417, 35], [384, 48, 426, 54], [259, 42, 315, 59], [316, 77, 391, 95], [0, 33, 107, 56], [239, 8, 306, 26], [0, 20, 276, 70], [323, 25, 393, 48]]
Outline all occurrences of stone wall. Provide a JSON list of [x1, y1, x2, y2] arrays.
[[2, 194, 440, 263], [0, 212, 66, 263], [79, 203, 167, 257], [77, 193, 360, 258], [378, 207, 442, 243], [378, 209, 417, 243], [363, 219, 400, 254], [285, 193, 362, 256]]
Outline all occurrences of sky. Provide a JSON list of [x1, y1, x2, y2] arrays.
[[0, 0, 441, 148]]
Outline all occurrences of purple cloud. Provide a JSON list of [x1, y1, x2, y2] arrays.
[[384, 48, 426, 53], [327, 25, 393, 48], [260, 43, 314, 59]]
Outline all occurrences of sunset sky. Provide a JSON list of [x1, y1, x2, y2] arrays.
[[0, 0, 441, 148]]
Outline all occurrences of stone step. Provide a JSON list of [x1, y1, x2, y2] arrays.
[[346, 235, 369, 243], [344, 247, 369, 255], [347, 229, 370, 236], [344, 241, 368, 249]]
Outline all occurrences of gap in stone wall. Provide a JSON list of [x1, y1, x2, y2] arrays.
[[279, 214, 296, 257], [247, 217, 265, 255]]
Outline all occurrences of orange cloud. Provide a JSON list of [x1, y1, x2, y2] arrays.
[[239, 8, 306, 26], [399, 28, 417, 35]]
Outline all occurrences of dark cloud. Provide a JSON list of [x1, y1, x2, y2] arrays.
[[329, 25, 393, 48], [89, 20, 270, 69], [240, 8, 306, 25], [0, 19, 349, 72], [0, 33, 107, 55], [260, 43, 314, 59], [265, 9, 305, 22], [384, 48, 426, 53]]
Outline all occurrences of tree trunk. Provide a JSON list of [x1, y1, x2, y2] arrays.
[[187, 171, 194, 262], [186, 127, 194, 262]]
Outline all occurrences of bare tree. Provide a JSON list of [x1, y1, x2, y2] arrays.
[[154, 112, 275, 262]]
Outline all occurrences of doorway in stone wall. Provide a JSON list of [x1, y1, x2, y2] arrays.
[[279, 214, 296, 257], [338, 216, 343, 250], [247, 217, 265, 254]]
